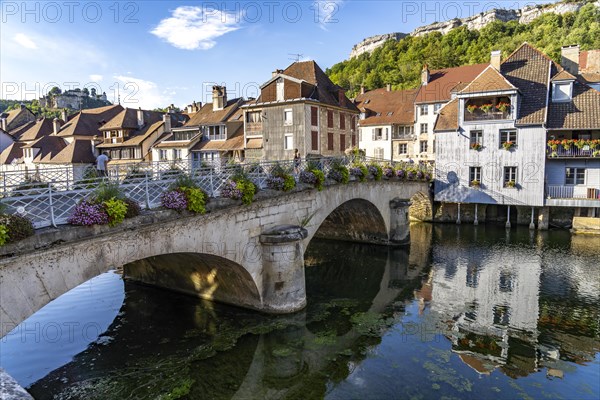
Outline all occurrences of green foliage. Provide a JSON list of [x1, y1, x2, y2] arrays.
[[327, 3, 600, 96], [170, 173, 198, 190], [103, 197, 127, 227], [283, 174, 296, 191], [369, 163, 383, 181], [0, 214, 34, 243], [311, 169, 325, 191], [92, 181, 124, 203], [182, 187, 207, 214], [0, 224, 9, 246], [123, 198, 141, 218], [236, 179, 256, 205]]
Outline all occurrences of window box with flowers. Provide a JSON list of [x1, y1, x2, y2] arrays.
[[505, 180, 516, 188], [496, 102, 510, 113], [470, 179, 481, 188], [470, 142, 482, 151], [480, 104, 493, 113], [502, 141, 515, 151], [467, 104, 479, 114]]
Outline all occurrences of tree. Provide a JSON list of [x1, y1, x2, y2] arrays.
[[49, 86, 61, 96], [82, 88, 89, 96]]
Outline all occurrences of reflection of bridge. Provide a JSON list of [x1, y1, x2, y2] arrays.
[[25, 231, 432, 399], [0, 180, 429, 337]]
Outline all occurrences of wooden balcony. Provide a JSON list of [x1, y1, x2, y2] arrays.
[[546, 185, 600, 207], [464, 109, 512, 122], [246, 122, 263, 134], [104, 137, 124, 144], [547, 144, 600, 158]]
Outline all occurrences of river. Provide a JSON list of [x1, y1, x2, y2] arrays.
[[1, 224, 598, 399]]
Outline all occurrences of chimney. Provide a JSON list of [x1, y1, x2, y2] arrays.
[[272, 69, 283, 77], [162, 113, 172, 133], [561, 45, 580, 76], [0, 118, 6, 131], [52, 117, 61, 135], [338, 89, 346, 106], [137, 107, 144, 127], [421, 65, 430, 85], [212, 86, 226, 111], [61, 109, 68, 122], [491, 50, 502, 70], [360, 85, 365, 95], [386, 83, 392, 92]]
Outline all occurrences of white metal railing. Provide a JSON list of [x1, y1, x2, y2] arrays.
[[546, 185, 600, 200], [0, 156, 433, 229], [547, 145, 598, 158]]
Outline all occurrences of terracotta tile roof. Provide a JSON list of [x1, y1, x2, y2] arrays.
[[415, 63, 488, 104], [23, 135, 67, 162], [191, 128, 244, 152], [501, 43, 559, 126], [153, 131, 202, 148], [100, 108, 164, 131], [354, 88, 417, 126], [96, 120, 164, 148], [551, 70, 577, 81], [184, 98, 243, 127], [45, 139, 95, 164], [56, 104, 124, 137], [433, 99, 459, 131], [1, 107, 35, 130], [281, 61, 359, 112], [18, 118, 55, 142], [0, 142, 24, 164], [6, 121, 35, 140], [459, 66, 518, 94], [547, 79, 600, 130], [580, 73, 600, 84]]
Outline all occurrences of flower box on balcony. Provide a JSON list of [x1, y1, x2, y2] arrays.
[[505, 180, 516, 188], [470, 143, 482, 151], [502, 141, 515, 151], [470, 180, 481, 188]]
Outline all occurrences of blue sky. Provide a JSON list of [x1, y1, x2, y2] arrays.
[[1, 0, 554, 109]]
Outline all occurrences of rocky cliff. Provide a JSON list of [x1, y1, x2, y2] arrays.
[[349, 1, 597, 58]]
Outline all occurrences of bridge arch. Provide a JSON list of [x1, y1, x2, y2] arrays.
[[123, 252, 262, 311]]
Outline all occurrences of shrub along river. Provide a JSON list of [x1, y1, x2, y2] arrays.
[[1, 224, 598, 399]]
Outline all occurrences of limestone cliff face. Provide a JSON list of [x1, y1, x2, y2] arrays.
[[348, 1, 598, 58]]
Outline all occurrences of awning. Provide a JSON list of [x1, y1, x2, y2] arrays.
[[246, 138, 263, 149]]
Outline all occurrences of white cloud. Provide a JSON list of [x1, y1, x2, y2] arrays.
[[151, 6, 241, 50], [13, 33, 37, 49], [89, 74, 103, 82], [314, 0, 344, 31], [113, 75, 172, 109]]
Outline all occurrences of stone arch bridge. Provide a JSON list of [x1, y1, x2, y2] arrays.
[[0, 180, 429, 337]]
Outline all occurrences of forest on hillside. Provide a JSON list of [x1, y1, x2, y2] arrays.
[[326, 2, 600, 97]]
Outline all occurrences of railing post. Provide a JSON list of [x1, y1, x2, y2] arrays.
[[144, 171, 150, 209], [65, 167, 70, 190], [48, 182, 56, 228], [209, 167, 214, 197]]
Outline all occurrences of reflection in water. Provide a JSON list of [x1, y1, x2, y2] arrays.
[[3, 224, 599, 399]]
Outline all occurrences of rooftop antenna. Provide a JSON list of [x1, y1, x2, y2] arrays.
[[288, 53, 304, 62]]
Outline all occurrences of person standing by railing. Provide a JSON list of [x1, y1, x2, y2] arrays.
[[96, 152, 109, 178], [293, 149, 301, 175]]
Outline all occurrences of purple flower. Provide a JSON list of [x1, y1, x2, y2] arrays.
[[416, 171, 424, 180], [299, 171, 317, 185], [349, 167, 363, 177], [68, 201, 109, 226], [266, 176, 285, 191], [368, 166, 379, 176], [407, 171, 416, 180], [396, 169, 405, 179], [161, 190, 188, 211], [221, 180, 243, 200], [383, 168, 394, 178], [327, 170, 342, 182]]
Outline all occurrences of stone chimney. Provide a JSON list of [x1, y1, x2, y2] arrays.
[[561, 45, 580, 76], [0, 118, 6, 131], [421, 65, 430, 86], [338, 89, 346, 106], [386, 84, 392, 92], [491, 50, 502, 70], [162, 113, 172, 133], [360, 85, 365, 95], [137, 107, 144, 127], [212, 86, 227, 111], [61, 109, 68, 122], [52, 117, 61, 135], [272, 69, 283, 77]]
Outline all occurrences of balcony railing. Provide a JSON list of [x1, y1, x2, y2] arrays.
[[547, 144, 600, 158], [246, 122, 263, 134], [464, 110, 511, 122], [546, 185, 600, 200]]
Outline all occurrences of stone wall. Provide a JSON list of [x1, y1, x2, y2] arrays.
[[408, 191, 433, 222]]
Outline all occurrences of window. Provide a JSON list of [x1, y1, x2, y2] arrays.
[[311, 131, 319, 151], [387, 111, 394, 116], [283, 109, 292, 125], [504, 166, 517, 187], [327, 110, 334, 128], [493, 305, 510, 326], [397, 143, 407, 154], [565, 167, 585, 185], [469, 166, 481, 186], [246, 111, 262, 123], [172, 149, 182, 160], [311, 107, 318, 126], [552, 82, 572, 102], [419, 105, 428, 116], [466, 263, 479, 288], [159, 150, 167, 160], [352, 132, 356, 147], [434, 103, 442, 114], [470, 130, 483, 146], [499, 271, 514, 293], [340, 134, 346, 151], [284, 134, 293, 150], [420, 123, 428, 134], [327, 132, 334, 150], [374, 147, 384, 159], [373, 128, 383, 141], [121, 148, 131, 159], [500, 129, 517, 147], [420, 140, 428, 153], [276, 78, 284, 101], [340, 113, 345, 130]]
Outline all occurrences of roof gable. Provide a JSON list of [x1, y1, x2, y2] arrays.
[[415, 63, 488, 103], [354, 88, 417, 126], [459, 66, 518, 94]]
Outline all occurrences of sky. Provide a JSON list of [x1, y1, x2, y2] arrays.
[[0, 0, 556, 109]]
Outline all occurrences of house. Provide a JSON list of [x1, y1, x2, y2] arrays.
[[0, 104, 36, 133], [434, 43, 600, 227], [415, 63, 488, 162], [354, 85, 417, 161], [152, 86, 245, 167], [0, 127, 15, 153], [242, 60, 359, 161], [95, 107, 176, 165], [544, 45, 600, 218]]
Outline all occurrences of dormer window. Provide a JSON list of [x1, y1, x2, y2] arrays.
[[552, 82, 573, 102]]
